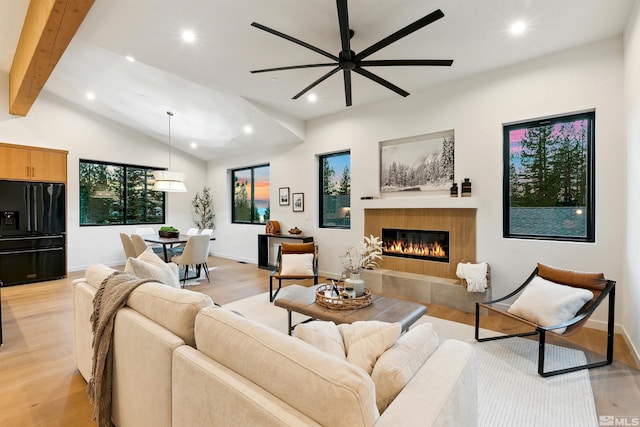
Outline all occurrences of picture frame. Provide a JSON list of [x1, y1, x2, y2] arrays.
[[379, 130, 454, 194], [279, 187, 290, 206], [292, 193, 304, 212]]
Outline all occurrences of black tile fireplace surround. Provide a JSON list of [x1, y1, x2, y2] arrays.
[[382, 228, 449, 263]]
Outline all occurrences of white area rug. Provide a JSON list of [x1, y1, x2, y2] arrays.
[[225, 292, 599, 427]]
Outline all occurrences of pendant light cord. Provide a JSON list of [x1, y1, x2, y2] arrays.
[[167, 110, 174, 170]]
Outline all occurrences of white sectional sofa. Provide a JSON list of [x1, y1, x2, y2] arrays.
[[72, 264, 478, 426]]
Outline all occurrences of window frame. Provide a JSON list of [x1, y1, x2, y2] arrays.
[[502, 111, 595, 242], [231, 163, 270, 225], [79, 158, 166, 226], [318, 151, 351, 229]]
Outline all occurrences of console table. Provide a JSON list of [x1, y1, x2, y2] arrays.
[[257, 233, 313, 270]]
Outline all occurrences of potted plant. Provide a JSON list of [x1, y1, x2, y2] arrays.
[[340, 235, 383, 296], [159, 226, 180, 238], [192, 186, 215, 230]]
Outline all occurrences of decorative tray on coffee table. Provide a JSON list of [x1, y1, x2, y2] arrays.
[[315, 284, 372, 310]]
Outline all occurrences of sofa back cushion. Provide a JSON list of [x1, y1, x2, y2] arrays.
[[127, 283, 213, 347], [195, 307, 380, 427]]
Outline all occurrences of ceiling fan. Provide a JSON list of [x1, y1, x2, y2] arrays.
[[250, 1, 453, 107]]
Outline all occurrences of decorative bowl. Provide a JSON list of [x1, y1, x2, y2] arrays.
[[159, 231, 179, 238], [288, 227, 302, 235]]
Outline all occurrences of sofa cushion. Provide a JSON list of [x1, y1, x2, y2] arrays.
[[125, 248, 180, 288], [294, 320, 402, 375], [85, 264, 119, 289], [195, 307, 380, 427], [293, 320, 346, 360], [126, 283, 214, 346], [371, 323, 440, 412], [507, 276, 593, 334]]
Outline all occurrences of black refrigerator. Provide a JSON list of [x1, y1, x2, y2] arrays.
[[0, 180, 66, 286]]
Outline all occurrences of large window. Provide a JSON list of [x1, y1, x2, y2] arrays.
[[319, 151, 351, 228], [80, 159, 165, 226], [503, 111, 595, 242], [232, 164, 270, 224]]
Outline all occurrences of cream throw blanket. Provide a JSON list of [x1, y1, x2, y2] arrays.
[[87, 271, 155, 427], [456, 262, 488, 292]]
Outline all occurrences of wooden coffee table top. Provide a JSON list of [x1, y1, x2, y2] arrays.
[[274, 284, 427, 333]]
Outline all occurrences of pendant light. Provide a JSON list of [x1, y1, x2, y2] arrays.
[[153, 111, 187, 192]]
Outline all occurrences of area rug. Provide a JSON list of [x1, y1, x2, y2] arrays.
[[225, 292, 599, 427]]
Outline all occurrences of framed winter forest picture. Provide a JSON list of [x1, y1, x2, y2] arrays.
[[379, 130, 454, 194]]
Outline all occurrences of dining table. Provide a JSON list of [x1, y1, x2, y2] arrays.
[[143, 234, 216, 262]]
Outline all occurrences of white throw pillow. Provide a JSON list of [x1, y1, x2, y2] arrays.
[[125, 249, 180, 288], [293, 321, 346, 360], [279, 253, 314, 276], [507, 276, 593, 334], [371, 323, 440, 412], [338, 321, 402, 374]]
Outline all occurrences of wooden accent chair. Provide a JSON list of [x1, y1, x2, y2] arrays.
[[475, 263, 615, 377], [270, 242, 318, 302]]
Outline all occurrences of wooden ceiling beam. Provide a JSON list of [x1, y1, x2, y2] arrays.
[[9, 0, 94, 116]]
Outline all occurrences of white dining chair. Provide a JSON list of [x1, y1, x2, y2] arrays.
[[171, 234, 211, 287]]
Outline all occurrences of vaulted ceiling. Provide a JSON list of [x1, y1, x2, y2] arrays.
[[1, 0, 635, 160]]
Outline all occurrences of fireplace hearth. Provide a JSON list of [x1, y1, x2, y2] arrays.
[[382, 228, 449, 263]]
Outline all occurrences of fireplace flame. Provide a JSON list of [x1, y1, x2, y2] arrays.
[[383, 240, 447, 258]]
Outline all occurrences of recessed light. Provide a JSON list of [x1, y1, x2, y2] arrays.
[[271, 77, 278, 82], [307, 93, 317, 103], [182, 30, 196, 43], [86, 92, 96, 100], [243, 125, 253, 134], [190, 142, 198, 149], [510, 21, 526, 35], [125, 55, 135, 62]]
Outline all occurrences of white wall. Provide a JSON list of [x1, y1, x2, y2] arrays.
[[623, 2, 640, 360], [209, 37, 626, 331], [0, 82, 208, 270]]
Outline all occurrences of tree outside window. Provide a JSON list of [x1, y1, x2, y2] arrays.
[[503, 111, 595, 242], [319, 151, 350, 228], [79, 160, 165, 226], [232, 164, 270, 224]]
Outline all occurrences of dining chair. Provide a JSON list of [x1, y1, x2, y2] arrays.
[[119, 233, 137, 259], [171, 234, 211, 287], [131, 233, 165, 258], [172, 228, 200, 256], [201, 228, 213, 235]]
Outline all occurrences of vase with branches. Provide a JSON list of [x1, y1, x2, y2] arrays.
[[192, 186, 215, 230]]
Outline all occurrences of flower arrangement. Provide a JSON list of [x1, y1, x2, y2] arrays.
[[340, 235, 383, 275]]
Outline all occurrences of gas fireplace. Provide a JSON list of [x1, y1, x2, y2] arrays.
[[382, 228, 449, 263]]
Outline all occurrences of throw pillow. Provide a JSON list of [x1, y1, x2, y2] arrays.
[[279, 253, 314, 276], [371, 323, 440, 412], [293, 321, 346, 360], [125, 249, 180, 288], [507, 276, 594, 334], [338, 321, 402, 375]]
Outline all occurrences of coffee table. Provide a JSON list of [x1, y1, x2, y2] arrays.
[[273, 284, 427, 335]]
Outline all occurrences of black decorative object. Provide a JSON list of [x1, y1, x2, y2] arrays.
[[450, 182, 458, 197], [461, 178, 472, 197], [250, 3, 453, 107]]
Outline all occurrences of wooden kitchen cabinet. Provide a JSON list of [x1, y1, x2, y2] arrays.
[[0, 143, 67, 183]]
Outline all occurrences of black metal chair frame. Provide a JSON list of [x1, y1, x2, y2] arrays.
[[475, 267, 616, 377], [269, 244, 318, 302]]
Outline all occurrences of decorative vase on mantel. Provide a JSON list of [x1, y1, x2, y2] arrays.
[[345, 272, 366, 297]]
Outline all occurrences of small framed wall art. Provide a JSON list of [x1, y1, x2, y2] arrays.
[[292, 193, 304, 212], [279, 187, 290, 206]]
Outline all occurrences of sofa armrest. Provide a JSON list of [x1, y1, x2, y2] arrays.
[[375, 339, 477, 427]]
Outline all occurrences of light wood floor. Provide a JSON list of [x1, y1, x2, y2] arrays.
[[0, 256, 638, 426]]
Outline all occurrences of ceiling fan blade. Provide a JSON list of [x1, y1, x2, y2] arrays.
[[343, 69, 352, 106], [354, 9, 445, 61], [360, 59, 453, 67], [251, 22, 339, 61], [353, 67, 409, 97], [292, 67, 340, 99], [336, 0, 351, 57], [251, 63, 336, 73]]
